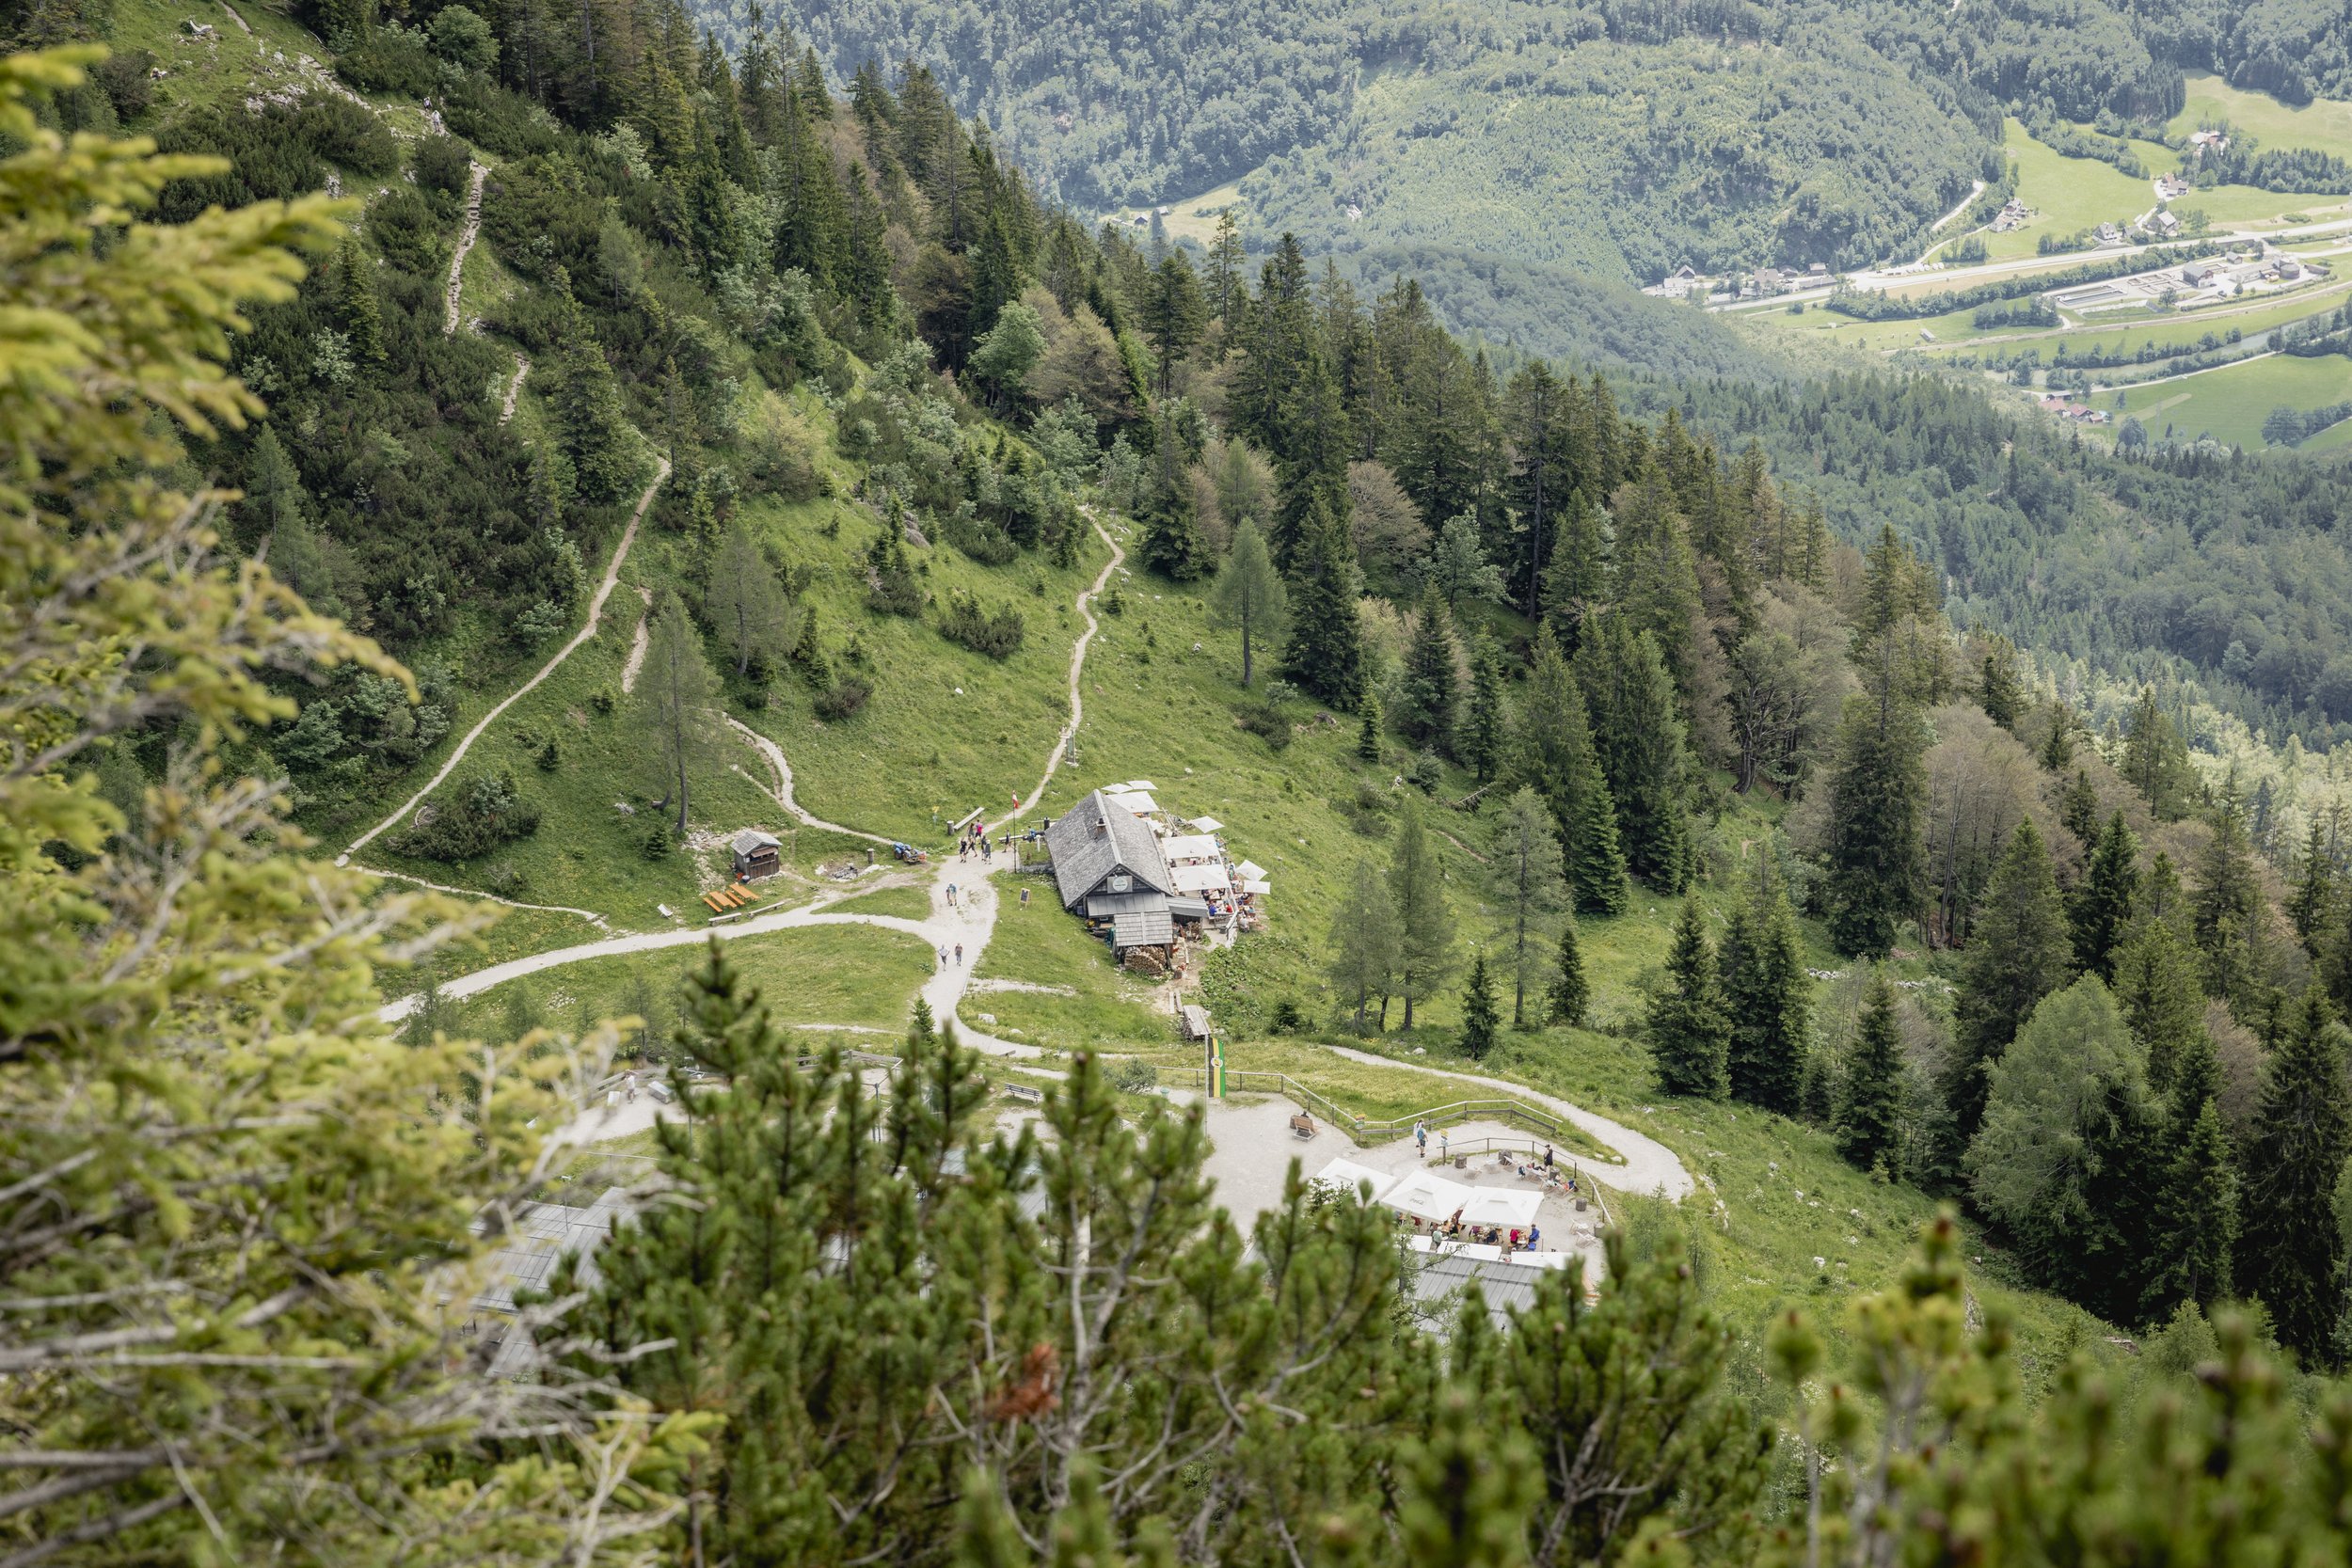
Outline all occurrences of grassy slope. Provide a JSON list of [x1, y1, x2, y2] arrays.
[[440, 922, 935, 1041], [2170, 72, 2352, 161], [169, 2, 2143, 1389]]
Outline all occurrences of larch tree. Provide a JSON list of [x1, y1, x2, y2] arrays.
[[1206, 517, 1286, 686], [637, 588, 723, 833], [1328, 856, 1403, 1033], [1491, 786, 1569, 1027], [1388, 800, 1459, 1030], [706, 517, 801, 676], [2236, 987, 2352, 1367], [1648, 900, 1729, 1099]]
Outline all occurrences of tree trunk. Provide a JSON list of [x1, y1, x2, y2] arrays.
[[1240, 608, 1253, 687], [675, 745, 691, 835]]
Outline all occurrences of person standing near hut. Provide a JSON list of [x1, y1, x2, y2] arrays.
[[1414, 1120, 1428, 1159]]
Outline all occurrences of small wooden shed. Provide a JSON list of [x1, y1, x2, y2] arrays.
[[1179, 1004, 1212, 1042], [731, 830, 782, 880]]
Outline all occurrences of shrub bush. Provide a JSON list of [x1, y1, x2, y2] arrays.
[[813, 677, 872, 721], [391, 770, 541, 861], [937, 592, 1024, 659]]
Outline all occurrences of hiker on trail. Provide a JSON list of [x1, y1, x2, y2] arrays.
[[1543, 1144, 1553, 1170], [1414, 1120, 1427, 1158], [946, 882, 957, 907], [955, 942, 964, 965], [938, 946, 948, 969]]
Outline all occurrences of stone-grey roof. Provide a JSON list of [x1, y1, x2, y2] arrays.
[[1111, 910, 1174, 949], [1045, 790, 1171, 911], [473, 1187, 630, 1313], [732, 830, 782, 856], [1412, 1253, 1554, 1332]]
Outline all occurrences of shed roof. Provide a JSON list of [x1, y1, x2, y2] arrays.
[[472, 1187, 629, 1313], [1410, 1250, 1557, 1330], [732, 830, 782, 855], [1045, 790, 1173, 911], [1167, 895, 1212, 921], [1111, 910, 1174, 949]]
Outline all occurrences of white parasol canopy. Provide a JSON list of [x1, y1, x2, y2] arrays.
[[1170, 862, 1232, 894], [1161, 833, 1221, 863], [1188, 816, 1225, 832], [1241, 879, 1272, 895], [1384, 1168, 1474, 1223], [1311, 1157, 1397, 1204], [1233, 859, 1267, 880], [1457, 1187, 1544, 1228]]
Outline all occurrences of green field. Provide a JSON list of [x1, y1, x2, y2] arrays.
[[2111, 351, 2352, 448], [1159, 179, 1246, 245], [824, 879, 936, 920], [2170, 73, 2352, 162], [443, 922, 936, 1044]]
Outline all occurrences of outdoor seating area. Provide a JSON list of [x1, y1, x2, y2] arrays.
[[1041, 784, 1273, 974], [1310, 1124, 1609, 1284]]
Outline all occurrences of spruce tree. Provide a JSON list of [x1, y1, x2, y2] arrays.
[[2058, 769, 2100, 847], [1460, 629, 1505, 783], [1610, 460, 1702, 695], [1357, 692, 1383, 763], [1978, 641, 2024, 730], [2041, 701, 2075, 771], [1460, 951, 1501, 1060], [2236, 987, 2352, 1366], [1279, 493, 1364, 709], [1944, 818, 2071, 1158], [1137, 419, 1210, 581], [1539, 490, 1608, 654], [2147, 1093, 2237, 1318], [1514, 625, 1627, 914], [1648, 900, 1729, 1099], [2113, 912, 2209, 1097], [2069, 810, 2139, 979], [2122, 687, 2193, 820], [2288, 816, 2338, 955], [1837, 973, 1905, 1174], [1576, 615, 1692, 891], [1397, 587, 1460, 755], [1548, 918, 1590, 1028], [1722, 863, 1809, 1115], [1388, 800, 1458, 1030], [336, 237, 385, 366], [2191, 788, 2266, 1007], [1820, 689, 1929, 958]]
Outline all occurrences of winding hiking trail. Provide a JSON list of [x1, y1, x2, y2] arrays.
[[371, 509, 1691, 1200], [444, 162, 485, 336], [499, 356, 530, 423], [339, 457, 669, 864]]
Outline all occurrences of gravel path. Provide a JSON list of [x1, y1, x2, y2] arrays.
[[499, 355, 530, 423], [445, 163, 485, 336], [378, 503, 1691, 1205], [339, 457, 668, 863], [1324, 1045, 1692, 1200]]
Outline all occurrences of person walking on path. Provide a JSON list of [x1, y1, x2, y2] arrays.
[[938, 946, 948, 970], [1542, 1144, 1553, 1170], [1438, 1130, 1450, 1164], [954, 942, 964, 965], [946, 882, 958, 908], [1414, 1120, 1427, 1159]]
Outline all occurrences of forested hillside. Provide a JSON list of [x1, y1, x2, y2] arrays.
[[724, 0, 2352, 293], [17, 0, 2352, 1547]]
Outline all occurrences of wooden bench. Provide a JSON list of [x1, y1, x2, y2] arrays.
[[1004, 1083, 1045, 1106], [1290, 1113, 1316, 1139]]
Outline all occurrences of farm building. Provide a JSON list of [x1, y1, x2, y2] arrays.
[[1041, 786, 1270, 973], [731, 829, 782, 880]]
